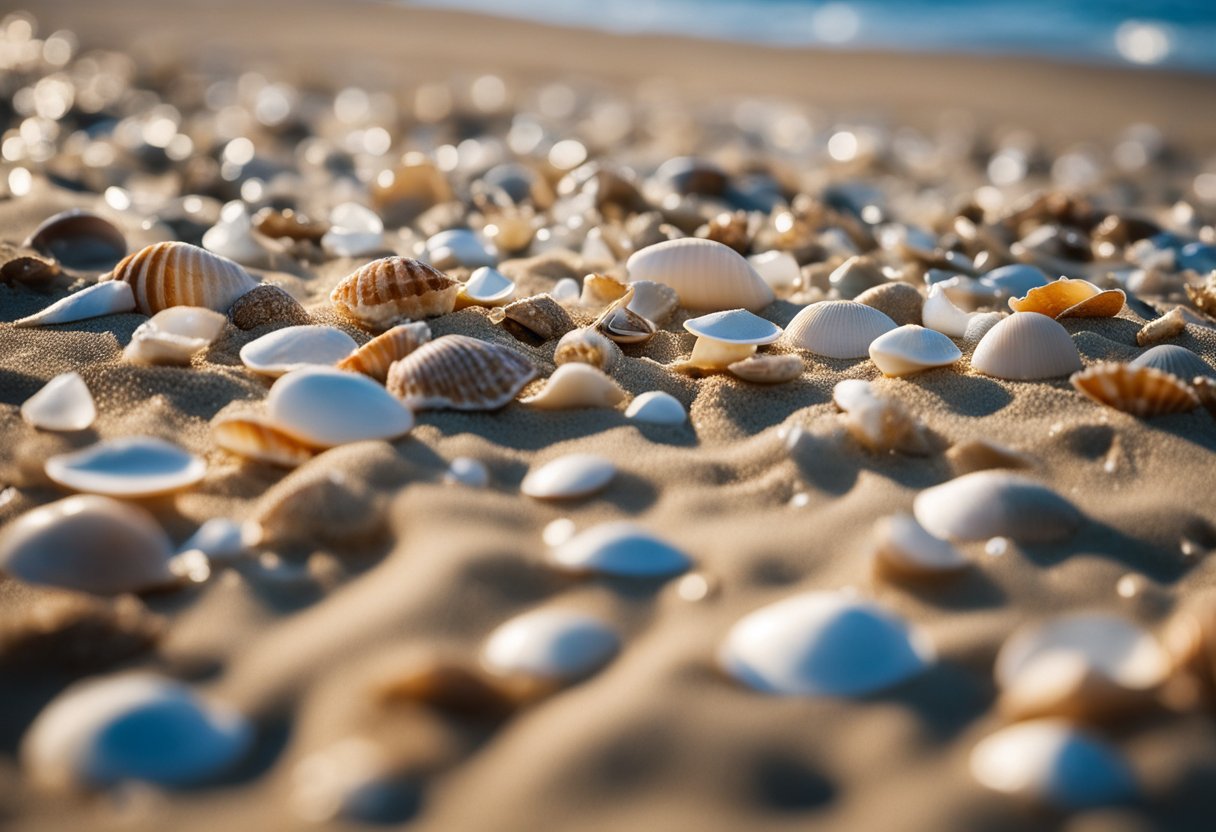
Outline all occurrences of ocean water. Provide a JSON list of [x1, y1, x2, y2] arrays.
[[406, 0, 1216, 73]]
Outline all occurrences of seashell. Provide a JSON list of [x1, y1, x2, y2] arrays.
[[0, 495, 174, 594], [501, 294, 577, 344], [521, 453, 616, 500], [1070, 362, 1198, 418], [25, 209, 126, 269], [21, 372, 95, 431], [253, 207, 328, 242], [386, 334, 537, 411], [336, 322, 431, 382], [626, 238, 774, 312], [682, 309, 783, 370], [227, 283, 310, 331], [22, 673, 253, 791], [550, 277, 581, 304], [123, 306, 227, 365], [1185, 273, 1216, 318], [211, 413, 315, 468], [961, 311, 1004, 347], [855, 281, 923, 326], [748, 250, 801, 294], [0, 244, 59, 284], [868, 325, 961, 377], [45, 437, 206, 499], [321, 202, 385, 258], [522, 363, 627, 410], [872, 513, 968, 580], [596, 297, 656, 345], [1179, 241, 1216, 273], [202, 202, 272, 266], [946, 438, 1035, 476], [784, 301, 897, 359], [176, 518, 246, 563], [701, 211, 751, 253], [727, 353, 803, 384], [580, 226, 616, 267], [1009, 277, 1125, 319], [443, 457, 490, 488], [554, 327, 621, 372], [978, 263, 1050, 301], [266, 367, 414, 448], [372, 153, 453, 220], [913, 471, 1082, 542], [626, 280, 680, 325], [240, 325, 357, 377], [425, 228, 496, 270], [548, 521, 692, 578], [718, 591, 933, 697], [970, 720, 1137, 809], [1130, 344, 1214, 381], [329, 257, 460, 331], [654, 155, 728, 195], [579, 273, 629, 309], [921, 283, 974, 338], [932, 273, 996, 311], [289, 736, 408, 825], [246, 467, 384, 549], [481, 608, 620, 692], [458, 266, 515, 307], [971, 313, 1083, 380], [828, 255, 885, 299], [14, 280, 136, 328], [102, 242, 258, 315], [624, 391, 687, 425], [832, 379, 933, 455], [1193, 376, 1216, 418], [1135, 307, 1185, 347]]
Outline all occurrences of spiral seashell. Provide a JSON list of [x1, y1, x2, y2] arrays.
[[386, 334, 537, 411], [971, 313, 1082, 381], [1135, 307, 1185, 347], [522, 364, 627, 410], [727, 354, 803, 384], [102, 242, 258, 315], [500, 294, 576, 344], [25, 209, 126, 270], [211, 412, 315, 468], [1129, 344, 1214, 381], [1070, 362, 1198, 418], [784, 300, 897, 359], [868, 325, 961, 377], [1008, 277, 1125, 319], [329, 256, 460, 330], [336, 322, 432, 382], [554, 328, 621, 372], [626, 238, 774, 312]]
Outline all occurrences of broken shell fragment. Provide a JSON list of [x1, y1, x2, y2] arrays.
[[329, 257, 459, 330], [832, 379, 933, 455], [45, 437, 206, 498], [626, 238, 774, 312], [21, 372, 96, 432], [102, 241, 258, 315], [239, 325, 358, 377], [123, 306, 227, 365], [481, 608, 620, 689], [1135, 307, 1186, 347], [25, 209, 126, 270], [554, 327, 621, 372], [913, 471, 1082, 542], [971, 313, 1083, 380], [597, 300, 656, 345], [386, 334, 537, 411], [921, 283, 975, 338], [1, 245, 59, 284], [521, 453, 616, 500], [624, 391, 687, 425], [1008, 277, 1125, 319], [784, 301, 897, 359], [868, 325, 961, 377], [548, 521, 692, 578], [522, 364, 627, 410], [211, 413, 315, 468], [626, 280, 680, 325], [336, 322, 432, 382], [265, 367, 414, 448], [458, 266, 515, 307], [682, 309, 782, 370], [872, 513, 968, 580], [14, 280, 136, 328], [1070, 363, 1198, 418], [501, 294, 576, 344], [727, 354, 803, 384]]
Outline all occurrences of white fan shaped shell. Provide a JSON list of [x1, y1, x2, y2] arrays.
[[481, 608, 620, 682], [784, 301, 897, 359], [971, 312, 1082, 380], [21, 372, 96, 431], [521, 453, 616, 499], [266, 366, 414, 449], [45, 437, 206, 498], [240, 325, 359, 377], [626, 238, 774, 312], [913, 471, 1082, 542], [868, 325, 961, 376]]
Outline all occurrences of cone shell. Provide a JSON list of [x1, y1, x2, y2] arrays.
[[913, 471, 1082, 543], [103, 242, 258, 315], [329, 256, 459, 330], [522, 364, 627, 410], [971, 313, 1082, 380], [784, 301, 897, 359], [1008, 277, 1125, 319], [211, 413, 315, 468], [554, 328, 621, 372], [626, 238, 774, 312], [868, 325, 961, 377], [1070, 362, 1198, 418], [336, 322, 432, 382], [1130, 344, 1214, 382], [386, 334, 537, 411]]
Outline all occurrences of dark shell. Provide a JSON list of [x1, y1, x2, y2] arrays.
[[0, 244, 60, 283], [24, 210, 126, 270]]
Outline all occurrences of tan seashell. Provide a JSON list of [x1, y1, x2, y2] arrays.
[[1163, 591, 1216, 709], [784, 301, 897, 359], [971, 313, 1082, 381], [832, 379, 933, 455], [946, 438, 1035, 475], [329, 257, 460, 330], [25, 209, 126, 270], [211, 412, 315, 468], [102, 242, 258, 315], [1185, 273, 1216, 318], [0, 244, 60, 284], [855, 281, 924, 327], [579, 273, 629, 309], [626, 280, 680, 325], [246, 468, 384, 549], [372, 654, 519, 717], [626, 237, 774, 312], [336, 322, 432, 382], [500, 294, 576, 344], [1135, 307, 1185, 347], [554, 328, 621, 372], [727, 354, 803, 384], [252, 207, 328, 242], [386, 334, 537, 411], [1008, 277, 1124, 319], [1070, 363, 1198, 418], [522, 364, 627, 410], [1131, 345, 1213, 382], [227, 284, 310, 331], [872, 513, 968, 581], [1193, 376, 1216, 418]]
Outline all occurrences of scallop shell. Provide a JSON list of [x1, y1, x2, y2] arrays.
[[45, 437, 206, 498], [21, 372, 96, 432], [501, 294, 576, 344], [624, 391, 687, 425], [832, 379, 933, 455], [913, 471, 1083, 542], [240, 325, 359, 377], [784, 301, 897, 359], [855, 281, 923, 326], [921, 283, 974, 338], [872, 513, 968, 580], [727, 354, 803, 384], [336, 322, 431, 382], [626, 279, 680, 324], [102, 242, 258, 315], [522, 363, 627, 410], [1135, 307, 1185, 347], [329, 257, 459, 330], [521, 453, 616, 500], [211, 413, 315, 468], [266, 367, 414, 448], [25, 209, 126, 270], [548, 521, 692, 578], [14, 280, 136, 328], [971, 313, 1083, 381], [0, 495, 174, 594], [481, 608, 620, 688], [123, 306, 227, 365], [1070, 362, 1198, 418], [554, 327, 621, 372], [227, 283, 311, 331], [1130, 344, 1214, 381], [1009, 277, 1125, 319], [718, 591, 933, 697], [458, 266, 515, 307], [386, 334, 537, 411], [868, 325, 961, 377], [626, 238, 774, 312]]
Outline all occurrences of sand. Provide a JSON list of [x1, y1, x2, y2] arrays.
[[2, 2, 1216, 830]]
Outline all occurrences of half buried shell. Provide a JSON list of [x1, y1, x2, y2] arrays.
[[1070, 362, 1198, 418], [329, 256, 460, 330], [386, 334, 538, 411], [336, 322, 431, 382]]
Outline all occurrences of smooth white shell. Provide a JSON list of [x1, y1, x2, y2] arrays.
[[321, 202, 384, 257], [481, 608, 620, 682], [748, 250, 801, 292], [240, 325, 358, 377], [425, 229, 495, 268], [979, 263, 1051, 299], [921, 283, 974, 337], [971, 313, 1083, 381], [868, 324, 961, 376], [521, 453, 616, 500], [550, 277, 580, 303], [21, 372, 96, 431], [784, 300, 897, 359], [265, 366, 414, 449], [176, 518, 246, 563], [522, 364, 626, 410], [460, 266, 515, 306], [443, 457, 490, 488], [45, 437, 206, 498], [913, 471, 1083, 542], [14, 281, 136, 328], [684, 309, 783, 345], [123, 306, 228, 365], [872, 513, 968, 577], [624, 391, 687, 425], [548, 521, 692, 577], [626, 238, 774, 312], [202, 202, 268, 265]]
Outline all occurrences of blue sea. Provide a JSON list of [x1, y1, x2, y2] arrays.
[[405, 0, 1216, 73]]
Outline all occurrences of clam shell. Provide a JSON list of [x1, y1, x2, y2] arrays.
[[624, 390, 687, 425], [626, 238, 774, 312], [1009, 277, 1125, 319], [784, 301, 897, 359], [718, 591, 933, 697], [123, 306, 227, 365], [103, 242, 258, 315], [727, 354, 803, 384], [386, 334, 537, 411], [554, 327, 621, 372], [0, 495, 173, 594], [425, 228, 495, 269], [240, 325, 359, 377], [971, 313, 1083, 380], [336, 322, 431, 382], [25, 209, 126, 270], [14, 280, 136, 328], [481, 608, 620, 686], [1130, 344, 1214, 381], [522, 363, 627, 410], [444, 457, 490, 488], [501, 294, 576, 343], [855, 281, 923, 326], [21, 372, 95, 432], [329, 257, 459, 330], [626, 279, 680, 324], [913, 471, 1082, 542], [548, 521, 692, 577], [521, 453, 616, 500], [211, 413, 315, 468], [45, 437, 206, 498], [868, 325, 961, 377], [1070, 362, 1198, 418], [227, 284, 311, 331], [265, 367, 414, 448], [921, 283, 974, 338], [872, 513, 967, 580], [1135, 307, 1186, 347], [458, 266, 515, 307], [832, 379, 933, 455]]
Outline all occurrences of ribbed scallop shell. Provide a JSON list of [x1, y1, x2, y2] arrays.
[[103, 242, 258, 315], [784, 300, 897, 359], [329, 256, 459, 330], [971, 313, 1082, 380], [1070, 363, 1198, 418], [626, 238, 774, 312], [336, 322, 431, 381], [211, 413, 315, 468], [868, 325, 961, 377], [1008, 277, 1125, 319], [1129, 344, 1214, 381], [386, 334, 537, 411]]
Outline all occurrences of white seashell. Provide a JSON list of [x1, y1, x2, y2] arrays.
[[971, 312, 1083, 381], [970, 720, 1137, 809], [554, 327, 621, 372], [123, 306, 227, 365], [46, 437, 206, 498], [683, 309, 783, 370], [979, 263, 1050, 300], [239, 325, 358, 377], [1130, 344, 1214, 381], [784, 300, 897, 359], [550, 277, 581, 304], [868, 325, 961, 377], [521, 364, 626, 410], [748, 250, 801, 293], [0, 495, 174, 594], [961, 311, 1005, 347], [872, 513, 967, 579], [444, 457, 490, 488], [102, 242, 259, 315], [625, 279, 680, 324], [521, 453, 616, 500], [425, 228, 495, 269], [21, 372, 95, 431], [14, 280, 136, 328], [626, 238, 774, 312], [22, 673, 253, 791], [548, 521, 692, 577], [921, 283, 974, 337], [176, 518, 245, 563], [624, 390, 687, 425], [718, 591, 933, 696], [265, 366, 414, 449], [832, 379, 933, 455], [481, 608, 620, 685], [202, 202, 269, 265], [459, 266, 515, 306], [321, 202, 384, 257], [913, 471, 1083, 542]]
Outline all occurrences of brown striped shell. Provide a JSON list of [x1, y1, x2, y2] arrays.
[[336, 322, 432, 381], [329, 256, 460, 330], [385, 334, 537, 411], [211, 413, 315, 468], [102, 241, 258, 314], [1070, 362, 1199, 418]]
